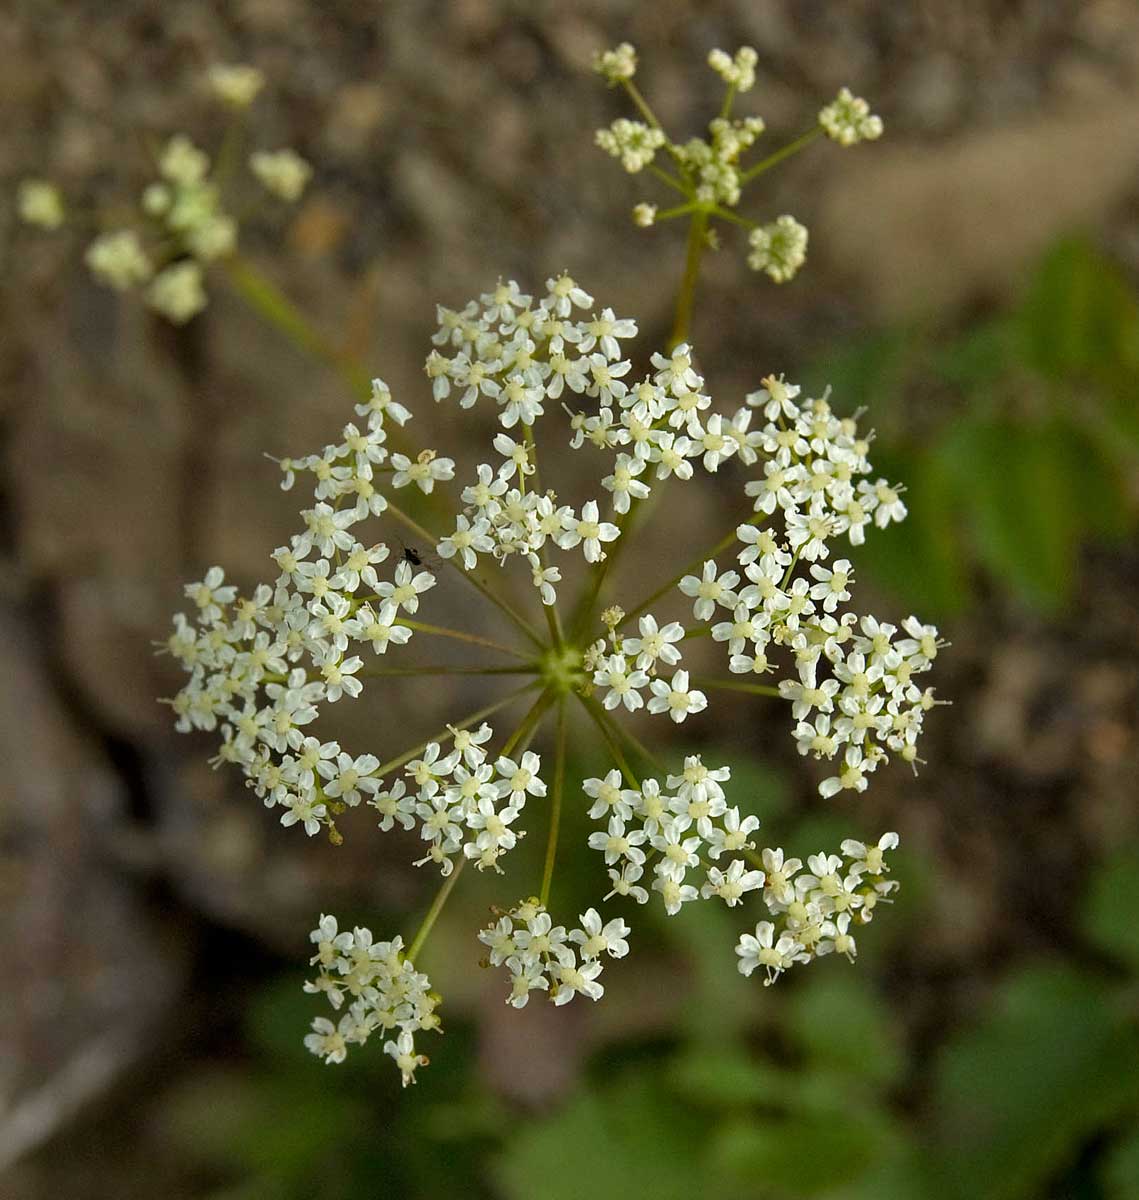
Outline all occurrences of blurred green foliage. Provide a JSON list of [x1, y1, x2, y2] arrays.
[[153, 845, 1139, 1200], [806, 237, 1139, 618]]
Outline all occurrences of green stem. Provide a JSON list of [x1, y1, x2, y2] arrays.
[[578, 695, 640, 789], [622, 78, 664, 132], [711, 205, 757, 230], [647, 164, 691, 199], [374, 680, 540, 777], [358, 663, 538, 678], [718, 83, 738, 122], [654, 201, 700, 222], [500, 686, 557, 758], [407, 858, 465, 962], [539, 699, 568, 906], [223, 256, 372, 396], [668, 209, 709, 349], [739, 127, 822, 184], [397, 618, 530, 660], [617, 513, 760, 631], [386, 502, 546, 651], [692, 674, 781, 698]]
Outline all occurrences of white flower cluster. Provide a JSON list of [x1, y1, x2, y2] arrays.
[[595, 118, 667, 173], [819, 87, 884, 146], [250, 148, 313, 203], [427, 277, 744, 610], [747, 214, 809, 283], [585, 756, 763, 915], [736, 833, 899, 984], [593, 41, 638, 84], [21, 66, 309, 324], [593, 44, 884, 285], [207, 63, 266, 108], [707, 46, 759, 93], [17, 179, 64, 230], [156, 269, 928, 1079], [586, 616, 707, 724], [105, 131, 238, 322], [674, 114, 768, 209], [163, 381, 445, 842], [595, 374, 940, 795], [479, 899, 630, 1009], [372, 735, 546, 876], [303, 916, 439, 1085]]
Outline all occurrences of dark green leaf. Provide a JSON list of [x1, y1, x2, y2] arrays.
[[788, 974, 904, 1088], [1082, 851, 1139, 971], [931, 965, 1139, 1200]]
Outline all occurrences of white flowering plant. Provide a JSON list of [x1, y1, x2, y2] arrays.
[[593, 44, 883, 342], [15, 64, 310, 324], [17, 41, 933, 1088], [164, 248, 939, 1082]]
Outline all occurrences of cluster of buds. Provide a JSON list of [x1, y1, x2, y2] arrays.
[[15, 63, 311, 323], [592, 42, 883, 283]]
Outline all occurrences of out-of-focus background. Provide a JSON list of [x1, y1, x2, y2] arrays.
[[3, 2, 1139, 1197]]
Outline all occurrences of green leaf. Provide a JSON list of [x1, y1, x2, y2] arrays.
[[667, 1043, 787, 1107], [714, 1108, 899, 1196], [495, 1074, 713, 1200], [1082, 850, 1139, 971], [789, 974, 904, 1088], [669, 899, 764, 1042], [1102, 1126, 1139, 1200], [1017, 237, 1139, 380], [803, 328, 916, 419], [931, 965, 1139, 1200], [937, 418, 1084, 610], [849, 444, 969, 619], [932, 317, 1017, 390]]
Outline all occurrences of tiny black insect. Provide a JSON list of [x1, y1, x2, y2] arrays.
[[402, 546, 423, 567]]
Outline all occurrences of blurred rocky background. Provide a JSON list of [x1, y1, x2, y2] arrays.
[[2, 2, 1139, 1197]]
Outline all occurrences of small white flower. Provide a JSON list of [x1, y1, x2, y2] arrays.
[[493, 750, 546, 805], [438, 514, 494, 570], [747, 216, 808, 283], [679, 560, 739, 621], [557, 500, 620, 563], [735, 921, 803, 985], [624, 613, 685, 673], [588, 814, 647, 866], [147, 262, 207, 324], [86, 230, 153, 291], [207, 63, 265, 108], [594, 653, 649, 711], [551, 953, 605, 1005], [593, 42, 637, 84], [570, 908, 631, 960], [250, 148, 313, 202], [647, 669, 707, 724], [701, 858, 764, 906], [18, 179, 64, 229], [819, 87, 884, 146]]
